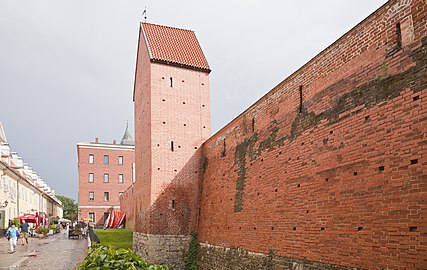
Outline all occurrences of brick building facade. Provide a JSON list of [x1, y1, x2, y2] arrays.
[[122, 0, 426, 268], [78, 125, 135, 226]]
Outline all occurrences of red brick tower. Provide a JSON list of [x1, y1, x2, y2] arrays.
[[132, 23, 210, 267]]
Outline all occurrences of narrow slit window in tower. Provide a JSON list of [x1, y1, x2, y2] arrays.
[[299, 85, 303, 113], [396, 23, 402, 49]]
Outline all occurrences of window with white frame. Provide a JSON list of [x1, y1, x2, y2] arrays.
[[89, 154, 94, 164], [104, 173, 109, 183], [118, 156, 123, 165], [104, 192, 109, 201], [89, 173, 94, 183], [118, 174, 123, 183], [89, 212, 95, 222], [89, 192, 94, 201]]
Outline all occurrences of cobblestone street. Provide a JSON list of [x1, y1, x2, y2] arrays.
[[0, 233, 87, 270]]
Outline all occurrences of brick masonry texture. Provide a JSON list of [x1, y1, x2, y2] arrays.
[[197, 0, 427, 269], [123, 0, 427, 269], [78, 144, 134, 225]]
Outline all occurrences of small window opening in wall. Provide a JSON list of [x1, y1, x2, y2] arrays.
[[365, 115, 370, 121], [162, 77, 164, 79], [251, 117, 255, 132], [379, 166, 385, 171], [293, 227, 296, 230], [184, 124, 186, 126], [330, 130, 333, 134], [162, 99, 165, 102], [396, 22, 402, 49], [171, 141, 174, 152], [163, 121, 166, 124], [299, 85, 303, 113], [357, 226, 363, 231], [182, 80, 185, 83], [183, 101, 186, 104], [297, 184, 300, 187], [410, 159, 418, 165], [202, 104, 205, 107], [172, 200, 175, 210], [409, 226, 417, 232], [221, 139, 226, 157], [413, 95, 420, 101], [321, 227, 325, 231], [201, 83, 205, 86], [353, 172, 358, 176], [170, 77, 173, 87]]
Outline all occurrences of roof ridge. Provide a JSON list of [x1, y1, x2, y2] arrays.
[[142, 22, 194, 33]]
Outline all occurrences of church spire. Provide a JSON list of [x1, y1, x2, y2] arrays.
[[120, 121, 134, 145]]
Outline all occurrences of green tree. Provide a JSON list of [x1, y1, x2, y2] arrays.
[[56, 195, 78, 221]]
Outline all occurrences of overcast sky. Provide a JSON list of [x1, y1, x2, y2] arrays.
[[0, 0, 387, 200]]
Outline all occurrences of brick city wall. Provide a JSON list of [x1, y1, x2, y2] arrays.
[[197, 0, 426, 269]]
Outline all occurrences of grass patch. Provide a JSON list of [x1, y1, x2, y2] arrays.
[[94, 229, 133, 250]]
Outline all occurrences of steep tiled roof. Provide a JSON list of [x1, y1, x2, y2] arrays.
[[141, 23, 210, 72]]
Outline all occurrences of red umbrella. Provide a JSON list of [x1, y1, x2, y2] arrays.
[[13, 214, 37, 223]]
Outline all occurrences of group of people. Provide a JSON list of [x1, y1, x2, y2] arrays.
[[3, 220, 30, 253]]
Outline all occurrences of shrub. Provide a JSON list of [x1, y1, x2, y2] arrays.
[[78, 245, 169, 270], [35, 227, 44, 234], [10, 219, 20, 228]]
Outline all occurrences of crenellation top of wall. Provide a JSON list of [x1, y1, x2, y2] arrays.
[[205, 0, 422, 145]]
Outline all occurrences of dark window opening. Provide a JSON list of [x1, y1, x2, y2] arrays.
[[221, 139, 226, 157], [252, 117, 255, 132], [299, 85, 303, 113], [171, 141, 174, 152], [172, 200, 175, 210], [411, 159, 418, 164], [396, 22, 402, 49], [170, 77, 173, 87]]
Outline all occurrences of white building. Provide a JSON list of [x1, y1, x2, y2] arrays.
[[0, 122, 63, 232]]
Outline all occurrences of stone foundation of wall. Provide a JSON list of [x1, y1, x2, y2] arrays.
[[133, 232, 190, 269], [197, 243, 363, 270]]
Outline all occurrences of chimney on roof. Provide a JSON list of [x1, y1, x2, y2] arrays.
[[95, 138, 99, 143], [113, 140, 116, 144]]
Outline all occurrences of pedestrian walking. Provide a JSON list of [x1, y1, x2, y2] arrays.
[[4, 223, 20, 253], [20, 220, 29, 245]]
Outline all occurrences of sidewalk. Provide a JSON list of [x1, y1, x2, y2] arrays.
[[0, 232, 87, 270]]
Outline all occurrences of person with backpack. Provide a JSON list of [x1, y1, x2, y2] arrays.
[[4, 223, 19, 253]]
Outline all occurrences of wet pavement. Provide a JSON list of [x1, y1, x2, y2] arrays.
[[0, 232, 87, 270]]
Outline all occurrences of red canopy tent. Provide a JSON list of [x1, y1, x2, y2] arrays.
[[14, 214, 37, 224], [104, 210, 125, 228]]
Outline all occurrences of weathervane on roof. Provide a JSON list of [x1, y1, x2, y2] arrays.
[[142, 7, 147, 22]]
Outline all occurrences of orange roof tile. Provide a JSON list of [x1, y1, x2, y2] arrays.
[[141, 23, 210, 73]]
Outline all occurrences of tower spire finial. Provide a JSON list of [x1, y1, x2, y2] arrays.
[[120, 122, 134, 145], [142, 7, 147, 22]]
